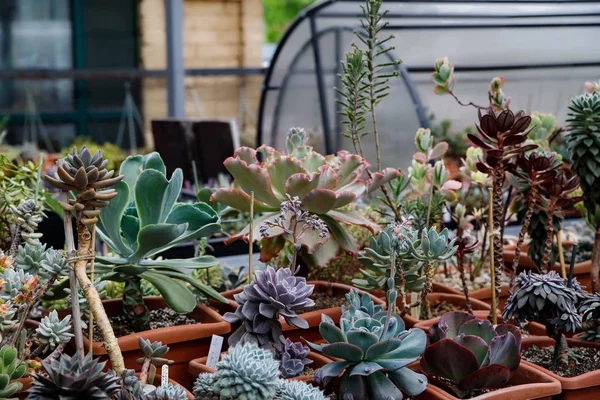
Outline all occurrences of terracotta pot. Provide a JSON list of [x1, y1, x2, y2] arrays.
[[222, 281, 385, 343], [501, 249, 591, 291], [134, 372, 193, 399], [521, 336, 600, 399], [188, 351, 330, 385], [15, 377, 33, 400], [572, 333, 600, 348], [82, 296, 231, 391], [413, 362, 561, 400], [414, 310, 547, 337], [399, 293, 491, 328], [470, 284, 511, 311]]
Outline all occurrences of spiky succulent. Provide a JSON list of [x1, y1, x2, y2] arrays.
[[28, 353, 120, 399], [280, 338, 312, 378], [137, 337, 172, 367], [306, 289, 428, 399], [354, 225, 426, 293], [36, 310, 73, 352], [404, 227, 457, 263], [277, 380, 328, 400], [566, 91, 600, 226], [193, 343, 280, 400], [578, 293, 600, 342], [9, 199, 44, 244], [503, 271, 583, 335], [211, 127, 400, 266], [14, 242, 46, 275], [0, 346, 26, 398], [421, 312, 521, 398], [223, 267, 314, 352], [44, 146, 124, 220], [147, 383, 188, 400], [39, 248, 68, 278]]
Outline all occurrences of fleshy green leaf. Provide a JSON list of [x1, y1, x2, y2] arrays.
[[140, 271, 197, 313]]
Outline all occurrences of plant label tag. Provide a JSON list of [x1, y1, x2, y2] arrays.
[[161, 365, 169, 387], [206, 335, 224, 369]]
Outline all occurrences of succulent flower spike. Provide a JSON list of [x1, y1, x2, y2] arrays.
[[27, 353, 120, 399], [421, 312, 521, 398], [223, 267, 314, 353], [44, 146, 124, 218]]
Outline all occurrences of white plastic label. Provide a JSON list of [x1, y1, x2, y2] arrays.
[[206, 335, 224, 369], [161, 364, 169, 387]]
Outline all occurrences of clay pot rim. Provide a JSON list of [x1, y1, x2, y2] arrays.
[[417, 362, 561, 400], [83, 296, 231, 354], [133, 372, 193, 399], [502, 249, 591, 273], [400, 293, 491, 327], [188, 350, 330, 383], [521, 336, 600, 390], [222, 281, 385, 331]]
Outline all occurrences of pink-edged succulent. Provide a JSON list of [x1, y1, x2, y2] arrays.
[[211, 128, 400, 266], [421, 311, 522, 399]]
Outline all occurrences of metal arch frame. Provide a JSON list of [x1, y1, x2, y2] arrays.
[[268, 25, 428, 152], [256, 0, 600, 148]]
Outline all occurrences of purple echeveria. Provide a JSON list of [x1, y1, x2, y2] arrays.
[[280, 338, 313, 378], [223, 267, 315, 352]]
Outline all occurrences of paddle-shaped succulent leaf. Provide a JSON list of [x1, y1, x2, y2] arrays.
[[223, 267, 314, 353], [305, 289, 428, 399], [0, 346, 26, 399], [211, 127, 400, 266], [94, 153, 225, 330], [421, 312, 522, 398]]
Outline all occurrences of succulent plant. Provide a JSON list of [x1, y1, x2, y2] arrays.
[[39, 248, 68, 279], [277, 380, 328, 400], [0, 268, 34, 302], [211, 127, 400, 266], [147, 383, 188, 400], [137, 337, 172, 367], [431, 57, 455, 94], [9, 199, 44, 244], [354, 225, 426, 294], [193, 343, 281, 400], [28, 353, 120, 399], [0, 306, 17, 342], [14, 242, 46, 275], [36, 310, 73, 352], [566, 90, 600, 292], [503, 271, 583, 335], [305, 288, 428, 399], [113, 369, 145, 400], [94, 153, 225, 330], [0, 346, 26, 398], [421, 312, 522, 398], [579, 293, 600, 342], [280, 339, 312, 378], [405, 227, 457, 263], [468, 108, 536, 304], [223, 267, 314, 353]]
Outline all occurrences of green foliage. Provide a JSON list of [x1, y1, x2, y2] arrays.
[[305, 289, 428, 399], [62, 136, 129, 172], [336, 47, 369, 146], [429, 114, 474, 158], [262, 0, 316, 43], [0, 346, 26, 399], [277, 380, 328, 400], [525, 208, 561, 271], [137, 337, 172, 367], [28, 353, 120, 399], [94, 153, 225, 330], [566, 91, 600, 227], [422, 312, 522, 398]]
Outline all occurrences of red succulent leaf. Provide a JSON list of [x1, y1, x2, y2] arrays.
[[467, 134, 493, 150], [497, 109, 515, 132], [476, 162, 491, 174], [503, 133, 527, 146], [479, 114, 498, 139], [512, 115, 532, 134], [457, 364, 512, 393]]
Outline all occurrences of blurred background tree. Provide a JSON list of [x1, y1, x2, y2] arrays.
[[263, 0, 317, 43]]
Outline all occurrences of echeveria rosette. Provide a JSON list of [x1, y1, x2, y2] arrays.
[[223, 267, 314, 353], [422, 312, 522, 399], [305, 289, 428, 399], [211, 128, 400, 266]]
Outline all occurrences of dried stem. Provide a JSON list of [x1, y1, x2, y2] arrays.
[[74, 221, 125, 374], [248, 191, 254, 279], [449, 90, 490, 110], [88, 225, 95, 353], [509, 194, 535, 290], [542, 208, 556, 272], [557, 231, 566, 278], [62, 192, 84, 357], [139, 358, 152, 386]]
